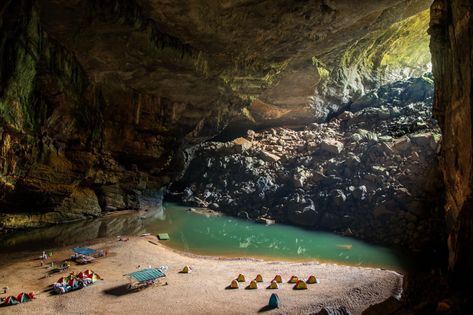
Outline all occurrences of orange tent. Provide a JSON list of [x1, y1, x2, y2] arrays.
[[288, 275, 298, 283], [230, 279, 239, 289], [294, 280, 308, 290], [306, 275, 319, 284], [267, 280, 279, 289], [273, 275, 283, 283], [236, 274, 246, 282]]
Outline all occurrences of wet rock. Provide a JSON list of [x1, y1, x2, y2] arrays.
[[256, 217, 275, 225]]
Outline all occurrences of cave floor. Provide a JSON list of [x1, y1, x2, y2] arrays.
[[0, 237, 402, 314]]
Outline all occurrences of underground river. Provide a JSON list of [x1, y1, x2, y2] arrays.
[[0, 203, 408, 270]]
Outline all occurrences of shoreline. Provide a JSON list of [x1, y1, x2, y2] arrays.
[[0, 236, 403, 314]]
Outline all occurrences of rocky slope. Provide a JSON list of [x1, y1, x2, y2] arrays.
[[0, 0, 433, 228], [172, 75, 443, 250]]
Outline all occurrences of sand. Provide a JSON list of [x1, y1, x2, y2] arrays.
[[0, 236, 402, 315]]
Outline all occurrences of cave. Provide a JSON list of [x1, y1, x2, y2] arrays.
[[0, 0, 472, 314]]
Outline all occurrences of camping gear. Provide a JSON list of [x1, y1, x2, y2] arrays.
[[52, 270, 101, 294], [254, 274, 263, 282], [0, 292, 35, 307], [248, 280, 258, 289], [269, 293, 280, 309], [72, 247, 96, 256], [49, 261, 70, 274], [127, 268, 166, 289], [181, 266, 192, 273], [268, 281, 279, 289], [306, 275, 320, 284], [158, 233, 170, 240], [2, 287, 7, 294], [75, 255, 95, 264], [294, 280, 308, 290], [288, 275, 298, 283], [230, 279, 239, 289], [273, 275, 282, 283], [236, 274, 246, 282], [1, 296, 18, 306]]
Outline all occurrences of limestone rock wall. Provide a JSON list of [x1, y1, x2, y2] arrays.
[[430, 0, 473, 279], [0, 0, 434, 229]]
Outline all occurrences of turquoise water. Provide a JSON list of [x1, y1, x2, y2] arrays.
[[0, 203, 407, 270]]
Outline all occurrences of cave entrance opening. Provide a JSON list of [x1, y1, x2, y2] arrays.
[[172, 9, 441, 255]]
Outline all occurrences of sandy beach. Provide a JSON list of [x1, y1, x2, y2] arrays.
[[0, 236, 402, 314]]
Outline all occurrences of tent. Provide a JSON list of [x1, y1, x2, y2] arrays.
[[254, 274, 263, 282], [294, 280, 308, 290], [230, 279, 239, 289], [306, 275, 320, 284], [16, 293, 31, 303], [268, 293, 280, 309], [273, 275, 282, 283], [236, 274, 246, 282], [248, 280, 258, 289], [158, 233, 170, 240], [288, 275, 298, 283], [268, 280, 279, 289], [1, 296, 18, 306], [181, 266, 193, 273]]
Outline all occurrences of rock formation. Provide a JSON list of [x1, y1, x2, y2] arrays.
[[430, 0, 473, 282], [0, 0, 433, 229], [172, 75, 442, 250]]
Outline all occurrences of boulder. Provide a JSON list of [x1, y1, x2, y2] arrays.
[[319, 139, 344, 154], [233, 137, 252, 151], [260, 150, 280, 162]]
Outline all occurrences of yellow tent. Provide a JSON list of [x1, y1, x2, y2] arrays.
[[230, 279, 239, 289], [273, 275, 282, 283], [268, 280, 279, 289], [288, 275, 298, 283], [181, 266, 192, 273], [248, 280, 258, 289], [254, 274, 263, 282], [294, 280, 308, 290], [306, 275, 319, 284], [237, 274, 246, 282]]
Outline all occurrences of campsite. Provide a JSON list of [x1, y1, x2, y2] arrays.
[[0, 236, 402, 314]]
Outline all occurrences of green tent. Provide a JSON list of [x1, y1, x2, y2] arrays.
[[16, 293, 31, 303], [158, 233, 170, 240], [269, 293, 280, 309]]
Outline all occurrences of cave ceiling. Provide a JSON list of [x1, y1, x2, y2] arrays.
[[37, 0, 432, 124]]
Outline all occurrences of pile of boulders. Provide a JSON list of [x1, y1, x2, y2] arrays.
[[171, 75, 442, 250]]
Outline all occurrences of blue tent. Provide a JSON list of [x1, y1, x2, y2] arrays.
[[72, 247, 96, 256], [269, 293, 280, 309]]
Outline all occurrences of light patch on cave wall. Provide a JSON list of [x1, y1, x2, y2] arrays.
[[313, 9, 431, 111]]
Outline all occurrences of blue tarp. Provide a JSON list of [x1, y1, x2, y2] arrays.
[[72, 247, 96, 256], [127, 268, 165, 283]]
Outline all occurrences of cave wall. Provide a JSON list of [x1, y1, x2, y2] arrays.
[[430, 0, 473, 279], [1, 0, 433, 228], [0, 0, 243, 228]]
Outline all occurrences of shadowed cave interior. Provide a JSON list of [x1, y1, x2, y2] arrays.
[[0, 0, 472, 314]]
